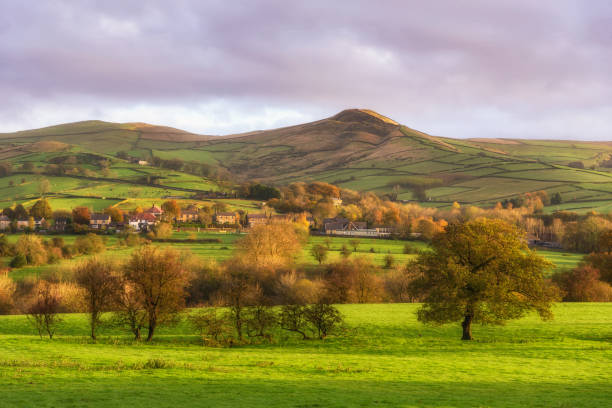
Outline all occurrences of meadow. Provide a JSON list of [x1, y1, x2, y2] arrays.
[[0, 303, 610, 407], [2, 232, 580, 281]]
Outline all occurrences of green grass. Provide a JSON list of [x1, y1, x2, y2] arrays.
[[0, 303, 610, 407]]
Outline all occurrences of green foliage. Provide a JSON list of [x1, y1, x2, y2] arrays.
[[410, 219, 560, 340]]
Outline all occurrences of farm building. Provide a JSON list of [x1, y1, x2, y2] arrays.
[[323, 217, 392, 237], [247, 213, 268, 227], [90, 213, 111, 229], [215, 212, 239, 225]]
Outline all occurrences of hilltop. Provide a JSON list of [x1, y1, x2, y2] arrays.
[[3, 109, 612, 211]]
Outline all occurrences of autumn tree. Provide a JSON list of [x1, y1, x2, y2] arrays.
[[27, 281, 62, 339], [14, 234, 47, 266], [552, 266, 612, 302], [409, 219, 559, 340], [75, 258, 120, 340], [123, 246, 190, 341], [103, 207, 124, 223], [235, 223, 303, 269], [161, 200, 181, 221], [29, 198, 53, 219], [72, 207, 91, 225]]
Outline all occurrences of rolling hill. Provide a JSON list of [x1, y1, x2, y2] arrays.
[[3, 109, 612, 212]]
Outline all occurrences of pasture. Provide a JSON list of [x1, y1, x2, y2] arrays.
[[2, 231, 583, 281], [0, 303, 610, 407]]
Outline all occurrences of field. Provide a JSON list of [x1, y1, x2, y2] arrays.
[[0, 303, 610, 407], [2, 232, 580, 281]]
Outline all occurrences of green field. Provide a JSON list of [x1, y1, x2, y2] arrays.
[[2, 231, 583, 282], [0, 303, 610, 407]]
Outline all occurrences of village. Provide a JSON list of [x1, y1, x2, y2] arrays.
[[0, 201, 397, 238]]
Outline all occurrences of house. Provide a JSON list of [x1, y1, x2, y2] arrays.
[[323, 217, 392, 237], [144, 204, 164, 218], [35, 217, 47, 230], [0, 215, 10, 230], [215, 212, 238, 225], [53, 217, 69, 232], [247, 213, 268, 227], [16, 218, 31, 230], [128, 212, 157, 232], [331, 197, 343, 207], [138, 160, 149, 166], [176, 208, 199, 223], [90, 213, 111, 229]]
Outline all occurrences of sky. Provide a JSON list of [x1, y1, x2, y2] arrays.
[[1, 0, 611, 140]]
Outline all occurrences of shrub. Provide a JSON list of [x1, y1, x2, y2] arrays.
[[189, 308, 232, 344], [553, 266, 612, 302], [383, 254, 395, 269], [0, 275, 16, 314], [10, 254, 27, 268], [73, 233, 105, 255]]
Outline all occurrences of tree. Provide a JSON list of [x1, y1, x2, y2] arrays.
[[15, 234, 47, 265], [161, 200, 180, 221], [104, 207, 124, 223], [72, 207, 90, 225], [38, 178, 51, 196], [409, 219, 559, 340], [235, 223, 303, 269], [27, 281, 62, 339], [149, 222, 173, 239], [340, 244, 351, 258], [30, 198, 53, 219], [552, 266, 612, 302], [348, 239, 361, 252], [14, 204, 28, 219], [550, 192, 562, 205], [75, 258, 120, 340], [73, 234, 105, 255], [310, 244, 328, 265], [0, 275, 16, 314], [123, 246, 189, 341], [304, 303, 343, 339]]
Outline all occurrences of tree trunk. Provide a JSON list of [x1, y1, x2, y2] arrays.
[[461, 314, 473, 340], [133, 327, 141, 340], [146, 324, 155, 342]]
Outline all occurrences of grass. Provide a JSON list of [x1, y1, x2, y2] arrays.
[[0, 303, 610, 407], [3, 231, 582, 281]]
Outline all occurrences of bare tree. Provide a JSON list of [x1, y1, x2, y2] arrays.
[[112, 280, 148, 340], [75, 258, 119, 340], [123, 246, 190, 341], [27, 281, 62, 339]]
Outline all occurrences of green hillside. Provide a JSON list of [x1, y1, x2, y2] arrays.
[[3, 110, 612, 210]]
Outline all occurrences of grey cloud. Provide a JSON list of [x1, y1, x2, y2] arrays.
[[0, 0, 611, 139]]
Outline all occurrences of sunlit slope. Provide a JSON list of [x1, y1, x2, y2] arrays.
[[3, 109, 612, 209]]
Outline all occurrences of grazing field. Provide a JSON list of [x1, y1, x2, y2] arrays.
[[0, 303, 610, 407]]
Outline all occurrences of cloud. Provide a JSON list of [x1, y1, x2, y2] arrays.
[[0, 0, 611, 140]]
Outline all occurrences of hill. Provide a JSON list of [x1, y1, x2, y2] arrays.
[[3, 109, 612, 211]]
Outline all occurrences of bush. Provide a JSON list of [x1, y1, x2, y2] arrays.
[[188, 308, 232, 345], [10, 254, 27, 268], [552, 266, 612, 302], [0, 275, 16, 314], [383, 254, 395, 269], [73, 233, 105, 255]]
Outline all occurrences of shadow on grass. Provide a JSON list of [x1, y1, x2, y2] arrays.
[[2, 375, 610, 408]]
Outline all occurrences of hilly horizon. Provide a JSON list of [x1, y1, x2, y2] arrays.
[[3, 108, 612, 211]]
